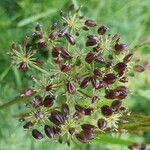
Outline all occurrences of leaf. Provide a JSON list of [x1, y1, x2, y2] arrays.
[[138, 89, 150, 100], [93, 135, 134, 146], [17, 9, 56, 27]]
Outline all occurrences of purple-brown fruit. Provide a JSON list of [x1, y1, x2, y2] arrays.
[[93, 69, 103, 77], [49, 111, 65, 126], [101, 105, 113, 117], [61, 48, 72, 60], [32, 129, 43, 140], [123, 53, 133, 63], [85, 52, 96, 63], [67, 81, 76, 94], [114, 62, 127, 74], [81, 124, 96, 132], [115, 43, 128, 53], [19, 62, 28, 72], [23, 122, 33, 129], [61, 104, 70, 117], [60, 64, 71, 73], [134, 65, 145, 72], [33, 95, 42, 108], [103, 73, 117, 85], [85, 19, 96, 27], [80, 77, 90, 88], [43, 95, 55, 107], [97, 26, 107, 35], [44, 125, 54, 138], [65, 33, 76, 45], [105, 90, 118, 100]]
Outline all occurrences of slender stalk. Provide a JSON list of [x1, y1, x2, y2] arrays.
[[31, 63, 51, 76], [77, 90, 92, 98], [131, 40, 150, 51], [0, 96, 33, 110]]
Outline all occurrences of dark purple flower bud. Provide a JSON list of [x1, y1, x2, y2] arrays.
[[123, 53, 133, 63], [44, 125, 54, 138], [119, 77, 128, 83], [93, 69, 103, 77], [92, 96, 100, 104], [75, 105, 85, 114], [65, 33, 76, 45], [38, 40, 47, 49], [19, 62, 28, 72], [97, 118, 107, 130], [95, 55, 105, 64], [23, 122, 33, 129], [83, 131, 96, 140], [105, 90, 118, 100], [59, 26, 68, 37], [49, 111, 65, 126], [68, 127, 75, 135], [43, 95, 55, 107], [134, 65, 145, 72], [67, 81, 76, 94], [116, 86, 129, 100], [111, 100, 122, 110], [45, 84, 52, 91], [81, 124, 96, 132], [114, 62, 127, 74], [84, 107, 94, 115], [61, 47, 72, 60], [91, 77, 100, 89], [33, 31, 42, 39], [115, 43, 128, 53], [49, 31, 58, 40], [80, 77, 90, 88], [85, 19, 96, 27], [60, 64, 71, 72], [103, 73, 117, 85], [97, 26, 107, 35], [22, 88, 35, 97], [61, 104, 70, 117], [85, 52, 96, 63], [32, 129, 43, 140], [86, 35, 99, 46], [75, 132, 88, 143], [101, 105, 113, 117], [52, 47, 61, 57], [33, 95, 42, 108]]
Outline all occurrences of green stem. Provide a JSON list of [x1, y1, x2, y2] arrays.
[[31, 63, 51, 76], [131, 40, 150, 51], [77, 90, 92, 98], [0, 96, 33, 110]]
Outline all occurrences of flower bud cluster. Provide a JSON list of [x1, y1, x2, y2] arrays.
[[9, 4, 145, 145]]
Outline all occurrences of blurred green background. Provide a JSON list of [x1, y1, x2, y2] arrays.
[[0, 0, 150, 149]]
